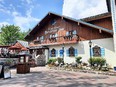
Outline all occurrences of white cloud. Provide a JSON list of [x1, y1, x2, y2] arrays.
[[63, 0, 108, 19], [0, 22, 10, 28], [0, 0, 4, 3], [0, 0, 39, 31], [26, 0, 32, 4], [12, 11, 40, 31]]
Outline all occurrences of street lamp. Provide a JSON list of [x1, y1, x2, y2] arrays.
[[88, 40, 92, 66], [62, 43, 64, 60]]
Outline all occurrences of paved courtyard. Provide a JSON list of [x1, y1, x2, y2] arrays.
[[0, 67, 116, 87]]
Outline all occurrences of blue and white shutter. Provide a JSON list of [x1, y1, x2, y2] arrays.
[[49, 50, 51, 57], [75, 49, 78, 57], [56, 50, 58, 57], [59, 50, 63, 57], [66, 49, 69, 57], [90, 48, 93, 56], [101, 48, 105, 57]]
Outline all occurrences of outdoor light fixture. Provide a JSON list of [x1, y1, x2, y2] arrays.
[[88, 40, 92, 66], [62, 43, 64, 60]]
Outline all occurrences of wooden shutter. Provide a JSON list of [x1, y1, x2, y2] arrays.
[[90, 48, 93, 56], [66, 49, 69, 57], [49, 50, 51, 57], [101, 48, 105, 57], [75, 49, 78, 57], [56, 50, 58, 57]]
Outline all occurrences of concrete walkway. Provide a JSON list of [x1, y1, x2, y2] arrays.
[[0, 67, 116, 87]]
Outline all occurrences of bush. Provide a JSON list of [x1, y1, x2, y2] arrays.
[[47, 58, 57, 65], [88, 57, 106, 70], [57, 57, 64, 64], [75, 56, 82, 64]]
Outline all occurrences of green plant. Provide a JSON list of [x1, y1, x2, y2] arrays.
[[57, 57, 63, 64], [88, 57, 106, 70], [47, 58, 57, 65], [75, 56, 82, 64], [5, 59, 13, 66]]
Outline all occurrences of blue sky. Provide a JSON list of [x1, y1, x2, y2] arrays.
[[0, 0, 63, 31], [0, 0, 108, 32]]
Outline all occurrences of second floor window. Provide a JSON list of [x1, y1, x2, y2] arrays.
[[36, 37, 39, 40], [66, 30, 77, 36], [40, 36, 44, 42], [50, 33, 58, 38]]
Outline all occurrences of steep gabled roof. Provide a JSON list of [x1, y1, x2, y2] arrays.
[[25, 12, 113, 39], [81, 12, 111, 22], [16, 40, 29, 48]]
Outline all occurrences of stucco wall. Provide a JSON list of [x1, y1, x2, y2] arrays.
[[48, 38, 116, 67]]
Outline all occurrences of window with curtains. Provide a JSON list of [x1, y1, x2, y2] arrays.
[[69, 46, 75, 57], [93, 46, 101, 57], [51, 48, 56, 57]]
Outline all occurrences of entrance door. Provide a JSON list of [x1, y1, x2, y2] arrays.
[[36, 49, 46, 66]]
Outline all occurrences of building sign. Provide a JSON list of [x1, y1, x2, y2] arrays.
[[4, 66, 11, 79], [45, 26, 64, 34]]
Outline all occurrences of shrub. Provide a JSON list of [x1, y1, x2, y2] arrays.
[[47, 58, 57, 65], [5, 59, 13, 66], [88, 57, 106, 70], [57, 57, 63, 64], [75, 56, 82, 64]]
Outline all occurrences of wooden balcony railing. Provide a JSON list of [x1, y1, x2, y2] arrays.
[[33, 34, 80, 45]]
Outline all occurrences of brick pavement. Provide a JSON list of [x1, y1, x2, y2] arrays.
[[0, 67, 116, 87]]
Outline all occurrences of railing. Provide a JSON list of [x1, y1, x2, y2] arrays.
[[33, 34, 80, 45]]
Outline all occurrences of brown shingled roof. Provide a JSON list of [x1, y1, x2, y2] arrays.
[[81, 12, 111, 22]]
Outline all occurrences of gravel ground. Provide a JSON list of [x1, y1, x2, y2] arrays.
[[0, 67, 116, 87]]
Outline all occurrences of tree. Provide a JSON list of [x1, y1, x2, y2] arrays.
[[0, 25, 20, 45], [19, 31, 27, 41], [18, 29, 32, 40]]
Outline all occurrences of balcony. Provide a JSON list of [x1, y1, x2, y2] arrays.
[[33, 34, 79, 46], [33, 40, 41, 44], [40, 34, 80, 45]]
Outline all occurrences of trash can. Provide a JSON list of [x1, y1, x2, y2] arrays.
[[17, 52, 31, 74], [0, 63, 11, 79], [17, 63, 30, 74]]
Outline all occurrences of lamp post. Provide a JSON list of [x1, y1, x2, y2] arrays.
[[89, 40, 92, 66], [62, 43, 64, 60]]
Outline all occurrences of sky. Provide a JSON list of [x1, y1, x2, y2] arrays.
[[0, 0, 108, 32]]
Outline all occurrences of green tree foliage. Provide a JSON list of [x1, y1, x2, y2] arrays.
[[18, 29, 32, 40], [19, 31, 27, 41], [0, 25, 20, 45], [0, 25, 31, 45]]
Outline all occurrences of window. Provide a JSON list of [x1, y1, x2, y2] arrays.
[[66, 30, 77, 36], [93, 46, 101, 56], [50, 19, 56, 25], [73, 30, 77, 35], [69, 46, 75, 57], [51, 48, 56, 57], [40, 36, 44, 42], [37, 37, 39, 40]]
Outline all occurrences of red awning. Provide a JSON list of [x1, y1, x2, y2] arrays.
[[9, 46, 21, 49], [21, 48, 28, 51]]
